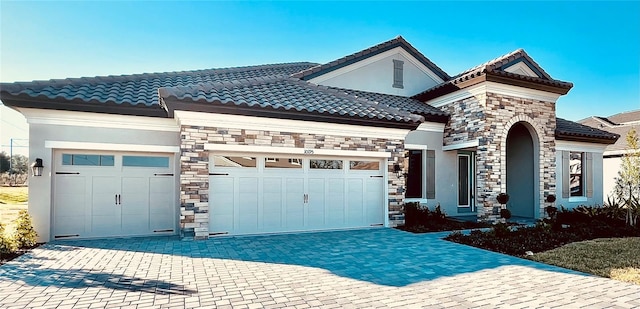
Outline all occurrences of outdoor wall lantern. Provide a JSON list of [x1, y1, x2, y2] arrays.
[[393, 164, 402, 177], [31, 158, 44, 177]]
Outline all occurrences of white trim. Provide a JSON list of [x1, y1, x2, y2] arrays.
[[174, 110, 410, 140], [442, 140, 479, 151], [556, 140, 607, 153], [426, 81, 563, 108], [404, 144, 428, 150], [503, 62, 540, 78], [568, 196, 588, 203], [604, 149, 640, 156], [17, 108, 179, 132], [416, 122, 445, 132], [205, 143, 391, 158], [45, 141, 180, 153], [308, 46, 445, 85]]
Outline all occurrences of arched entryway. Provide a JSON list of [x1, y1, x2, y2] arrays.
[[506, 122, 536, 218]]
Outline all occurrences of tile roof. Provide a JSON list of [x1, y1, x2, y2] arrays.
[[0, 63, 318, 108], [556, 117, 619, 144], [413, 49, 573, 101], [158, 77, 427, 127], [328, 87, 448, 122], [578, 110, 640, 152], [291, 36, 451, 82]]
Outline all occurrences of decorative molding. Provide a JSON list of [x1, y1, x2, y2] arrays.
[[308, 46, 445, 85], [416, 122, 445, 132], [426, 81, 562, 108], [442, 140, 479, 151], [17, 108, 179, 132], [404, 144, 429, 150], [556, 140, 607, 153], [174, 110, 410, 140], [45, 141, 180, 153], [204, 143, 391, 158]]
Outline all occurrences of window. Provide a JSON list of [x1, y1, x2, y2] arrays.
[[562, 151, 592, 199], [123, 156, 170, 167], [405, 150, 436, 199], [569, 152, 584, 197], [405, 150, 422, 198], [213, 156, 256, 168], [392, 59, 404, 89], [310, 159, 343, 169], [265, 157, 303, 169], [62, 154, 114, 166], [349, 161, 379, 170]]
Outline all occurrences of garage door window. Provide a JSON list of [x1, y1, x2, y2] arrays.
[[123, 156, 170, 167], [62, 154, 115, 166], [310, 159, 343, 169], [213, 156, 256, 168], [349, 161, 379, 170], [265, 158, 303, 168]]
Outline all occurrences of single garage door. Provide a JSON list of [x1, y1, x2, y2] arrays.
[[53, 151, 176, 239], [209, 154, 385, 235]]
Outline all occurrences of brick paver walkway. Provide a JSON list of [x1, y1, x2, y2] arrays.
[[1, 228, 639, 308]]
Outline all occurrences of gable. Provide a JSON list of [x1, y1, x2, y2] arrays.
[[309, 46, 445, 97], [502, 61, 541, 78]]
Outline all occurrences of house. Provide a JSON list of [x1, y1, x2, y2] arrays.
[[0, 36, 619, 242], [579, 110, 640, 199]]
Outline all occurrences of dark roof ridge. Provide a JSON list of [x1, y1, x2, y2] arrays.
[[291, 36, 450, 81], [1, 62, 318, 92]]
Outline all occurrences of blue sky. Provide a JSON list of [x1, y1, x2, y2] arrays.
[[1, 1, 639, 155]]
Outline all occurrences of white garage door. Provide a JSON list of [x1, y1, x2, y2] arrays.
[[53, 151, 176, 239], [209, 155, 385, 235]]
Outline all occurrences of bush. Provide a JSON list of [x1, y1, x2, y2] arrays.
[[499, 209, 512, 219], [446, 206, 640, 256], [13, 210, 38, 249], [0, 224, 16, 257], [404, 202, 447, 228]]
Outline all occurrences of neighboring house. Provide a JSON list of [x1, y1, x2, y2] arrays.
[[579, 110, 640, 199], [0, 36, 618, 242]]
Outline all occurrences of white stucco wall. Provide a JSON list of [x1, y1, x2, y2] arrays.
[[603, 157, 621, 199], [309, 47, 442, 97], [554, 141, 606, 209], [22, 109, 180, 242]]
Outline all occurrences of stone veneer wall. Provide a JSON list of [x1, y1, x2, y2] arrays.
[[440, 91, 556, 221], [180, 126, 406, 239]]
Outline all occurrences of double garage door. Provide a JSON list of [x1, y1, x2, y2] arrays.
[[53, 151, 176, 239], [209, 154, 386, 235]]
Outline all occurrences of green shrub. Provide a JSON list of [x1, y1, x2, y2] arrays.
[[0, 224, 16, 257], [13, 210, 38, 248]]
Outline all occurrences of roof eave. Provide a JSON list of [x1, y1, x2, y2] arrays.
[[413, 73, 573, 102], [0, 93, 168, 118], [163, 98, 421, 130], [555, 133, 619, 145]]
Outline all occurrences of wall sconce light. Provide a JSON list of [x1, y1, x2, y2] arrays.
[[31, 158, 44, 177], [393, 164, 402, 177]]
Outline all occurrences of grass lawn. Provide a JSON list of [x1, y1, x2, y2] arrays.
[[0, 186, 28, 233], [530, 237, 640, 285]]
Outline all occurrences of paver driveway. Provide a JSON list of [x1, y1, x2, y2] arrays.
[[1, 228, 639, 308]]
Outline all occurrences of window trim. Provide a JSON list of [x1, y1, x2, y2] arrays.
[[569, 151, 584, 197]]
